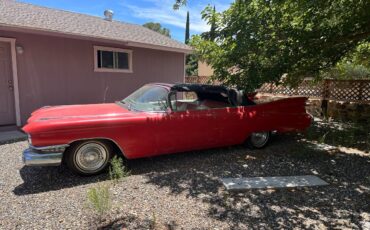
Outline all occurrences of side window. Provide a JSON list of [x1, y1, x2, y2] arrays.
[[170, 91, 205, 112], [170, 90, 233, 112], [124, 85, 169, 112], [94, 46, 133, 73]]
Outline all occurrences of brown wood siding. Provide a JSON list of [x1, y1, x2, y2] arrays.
[[0, 30, 185, 124]]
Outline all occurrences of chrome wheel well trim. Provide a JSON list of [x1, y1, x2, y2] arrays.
[[66, 137, 127, 158]]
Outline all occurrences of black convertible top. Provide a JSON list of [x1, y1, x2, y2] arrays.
[[170, 83, 229, 94], [170, 83, 255, 106]]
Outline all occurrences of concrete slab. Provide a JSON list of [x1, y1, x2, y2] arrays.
[[221, 175, 328, 191], [0, 130, 27, 144]]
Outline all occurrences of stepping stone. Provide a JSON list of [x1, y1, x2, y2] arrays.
[[221, 175, 328, 191]]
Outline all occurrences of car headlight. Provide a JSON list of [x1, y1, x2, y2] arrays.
[[27, 134, 32, 145]]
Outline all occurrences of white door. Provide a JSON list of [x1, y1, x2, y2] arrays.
[[0, 42, 15, 125]]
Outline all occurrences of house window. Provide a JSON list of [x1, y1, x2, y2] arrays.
[[94, 46, 133, 73]]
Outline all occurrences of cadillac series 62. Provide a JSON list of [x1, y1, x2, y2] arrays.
[[22, 83, 312, 175]]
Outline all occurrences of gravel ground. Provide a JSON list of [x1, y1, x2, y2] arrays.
[[0, 131, 369, 229]]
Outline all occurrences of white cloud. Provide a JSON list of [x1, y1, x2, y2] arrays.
[[121, 0, 231, 33]]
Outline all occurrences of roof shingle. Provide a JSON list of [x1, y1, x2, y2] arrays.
[[0, 0, 192, 53]]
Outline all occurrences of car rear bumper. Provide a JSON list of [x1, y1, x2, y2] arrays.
[[22, 145, 68, 166]]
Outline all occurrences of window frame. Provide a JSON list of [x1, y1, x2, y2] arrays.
[[93, 46, 133, 73]]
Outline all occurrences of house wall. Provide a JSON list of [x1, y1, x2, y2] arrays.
[[0, 30, 185, 124], [198, 61, 214, 77]]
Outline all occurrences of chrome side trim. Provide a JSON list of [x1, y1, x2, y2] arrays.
[[23, 148, 63, 166], [30, 144, 69, 151]]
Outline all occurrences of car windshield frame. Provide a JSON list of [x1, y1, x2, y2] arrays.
[[121, 84, 170, 112]]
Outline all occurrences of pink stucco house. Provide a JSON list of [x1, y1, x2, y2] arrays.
[[0, 1, 191, 126]]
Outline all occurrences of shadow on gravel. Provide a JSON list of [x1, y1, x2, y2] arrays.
[[136, 134, 370, 229], [13, 165, 109, 196], [11, 126, 370, 228], [304, 119, 370, 153], [96, 213, 177, 230]]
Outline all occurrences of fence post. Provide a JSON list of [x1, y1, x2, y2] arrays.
[[321, 79, 330, 117]]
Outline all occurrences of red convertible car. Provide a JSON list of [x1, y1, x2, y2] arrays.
[[22, 83, 312, 175]]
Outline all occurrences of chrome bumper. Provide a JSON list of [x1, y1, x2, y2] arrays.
[[22, 145, 68, 166]]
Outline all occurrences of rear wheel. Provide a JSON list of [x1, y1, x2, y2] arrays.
[[248, 131, 270, 149], [65, 140, 112, 176]]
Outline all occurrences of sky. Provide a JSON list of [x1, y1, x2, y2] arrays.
[[19, 0, 234, 42]]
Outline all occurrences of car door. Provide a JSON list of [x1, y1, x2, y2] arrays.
[[149, 106, 220, 156], [211, 106, 257, 146]]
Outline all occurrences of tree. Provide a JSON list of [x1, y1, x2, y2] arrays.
[[143, 22, 171, 37], [323, 41, 370, 79], [185, 11, 190, 44], [201, 5, 216, 41], [191, 0, 370, 91], [186, 55, 198, 76], [184, 11, 198, 76], [173, 0, 187, 10]]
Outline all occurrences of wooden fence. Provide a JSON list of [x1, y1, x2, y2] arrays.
[[185, 76, 221, 85], [258, 79, 370, 103], [185, 77, 370, 104]]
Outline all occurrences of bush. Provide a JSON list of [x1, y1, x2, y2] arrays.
[[323, 63, 370, 80], [86, 184, 111, 220], [321, 42, 370, 80], [109, 156, 130, 184]]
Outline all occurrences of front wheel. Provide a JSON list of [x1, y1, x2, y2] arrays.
[[247, 131, 270, 149], [65, 140, 112, 176]]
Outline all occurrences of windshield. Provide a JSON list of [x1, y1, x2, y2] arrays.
[[122, 85, 169, 112]]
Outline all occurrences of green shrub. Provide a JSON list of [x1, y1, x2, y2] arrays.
[[86, 184, 111, 220], [150, 211, 157, 230], [109, 156, 130, 183], [318, 131, 330, 144]]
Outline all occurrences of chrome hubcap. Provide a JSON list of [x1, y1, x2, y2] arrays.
[[75, 143, 108, 172], [250, 132, 269, 148]]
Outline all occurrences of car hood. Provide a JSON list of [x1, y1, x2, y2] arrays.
[[27, 103, 132, 123]]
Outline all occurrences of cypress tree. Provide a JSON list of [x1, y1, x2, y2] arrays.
[[185, 11, 190, 44]]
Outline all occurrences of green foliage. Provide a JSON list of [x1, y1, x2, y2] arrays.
[[173, 0, 187, 10], [109, 156, 130, 183], [191, 0, 370, 91], [318, 131, 330, 144], [86, 184, 111, 219], [143, 22, 171, 37], [150, 212, 157, 230], [201, 5, 217, 41], [184, 11, 198, 76], [351, 42, 370, 68], [185, 11, 190, 44], [323, 63, 370, 80], [186, 54, 198, 76], [322, 42, 370, 79]]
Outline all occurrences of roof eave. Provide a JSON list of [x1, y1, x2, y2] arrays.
[[127, 41, 193, 54], [0, 24, 193, 54]]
